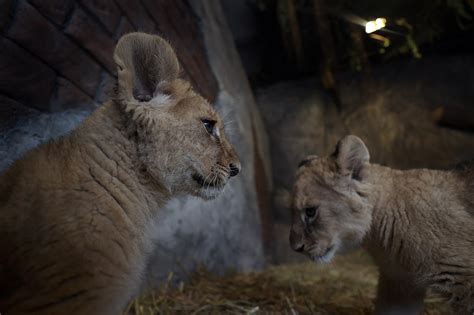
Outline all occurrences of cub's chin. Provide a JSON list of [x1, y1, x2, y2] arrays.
[[191, 173, 227, 200], [196, 186, 225, 200], [306, 241, 339, 264]]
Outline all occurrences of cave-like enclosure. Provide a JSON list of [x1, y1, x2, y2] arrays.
[[1, 0, 473, 314]]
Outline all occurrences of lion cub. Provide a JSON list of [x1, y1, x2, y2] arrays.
[[290, 135, 474, 315], [0, 33, 240, 315]]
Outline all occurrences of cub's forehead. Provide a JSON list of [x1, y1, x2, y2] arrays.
[[296, 157, 333, 179], [294, 158, 338, 194], [192, 97, 220, 120], [292, 177, 328, 210], [176, 95, 220, 120], [293, 167, 341, 210]]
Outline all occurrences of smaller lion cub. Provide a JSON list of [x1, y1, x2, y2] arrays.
[[290, 135, 474, 315]]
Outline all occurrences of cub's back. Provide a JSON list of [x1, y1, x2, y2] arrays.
[[0, 140, 77, 295]]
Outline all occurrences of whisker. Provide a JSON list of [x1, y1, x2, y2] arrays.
[[223, 119, 237, 126], [202, 171, 214, 192], [210, 171, 218, 188], [213, 172, 219, 186]]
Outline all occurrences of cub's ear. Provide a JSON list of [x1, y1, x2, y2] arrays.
[[332, 135, 369, 180], [113, 32, 180, 103]]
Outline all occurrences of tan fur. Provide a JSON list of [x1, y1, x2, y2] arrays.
[[0, 33, 240, 315], [290, 135, 474, 315]]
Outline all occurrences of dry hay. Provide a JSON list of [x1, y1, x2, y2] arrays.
[[127, 251, 450, 314]]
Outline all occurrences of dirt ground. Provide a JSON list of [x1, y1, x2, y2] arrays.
[[127, 251, 450, 314]]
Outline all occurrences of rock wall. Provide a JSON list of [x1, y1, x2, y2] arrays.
[[0, 0, 217, 112], [0, 0, 270, 287]]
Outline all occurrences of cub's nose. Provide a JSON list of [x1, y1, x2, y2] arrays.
[[229, 163, 240, 177], [289, 230, 305, 252]]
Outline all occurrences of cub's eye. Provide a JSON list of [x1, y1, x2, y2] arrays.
[[201, 119, 216, 135], [305, 206, 318, 219]]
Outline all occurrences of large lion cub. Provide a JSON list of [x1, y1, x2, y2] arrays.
[[0, 33, 240, 315], [290, 135, 474, 314]]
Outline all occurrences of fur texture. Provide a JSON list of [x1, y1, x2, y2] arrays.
[[290, 135, 474, 314], [0, 33, 240, 315]]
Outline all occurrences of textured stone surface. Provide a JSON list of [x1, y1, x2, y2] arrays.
[[114, 0, 156, 33], [0, 0, 14, 32], [27, 0, 74, 26], [1, 0, 218, 112], [114, 16, 135, 39], [80, 0, 121, 34], [0, 38, 55, 111], [221, 0, 263, 78], [7, 0, 102, 97], [0, 95, 35, 134], [65, 7, 116, 74], [50, 77, 95, 111]]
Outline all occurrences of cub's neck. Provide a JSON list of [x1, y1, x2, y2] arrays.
[[363, 164, 464, 270], [70, 101, 171, 210], [365, 163, 460, 220]]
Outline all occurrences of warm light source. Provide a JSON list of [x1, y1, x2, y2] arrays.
[[365, 18, 386, 34]]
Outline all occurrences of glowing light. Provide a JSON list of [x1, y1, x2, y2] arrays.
[[365, 18, 386, 34], [369, 33, 390, 47]]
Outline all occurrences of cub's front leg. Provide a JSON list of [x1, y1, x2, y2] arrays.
[[374, 272, 426, 315]]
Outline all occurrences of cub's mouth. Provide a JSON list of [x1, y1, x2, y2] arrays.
[[309, 244, 337, 263], [192, 173, 225, 189]]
